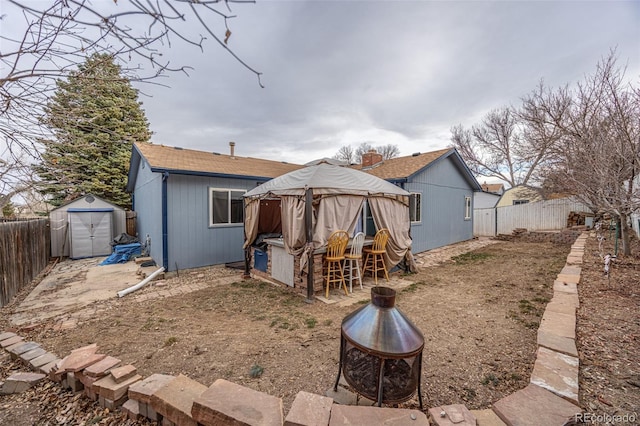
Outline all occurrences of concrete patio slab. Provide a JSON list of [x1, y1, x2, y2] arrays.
[[9, 258, 141, 326]]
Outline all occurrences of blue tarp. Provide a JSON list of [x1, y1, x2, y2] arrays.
[[99, 243, 142, 265]]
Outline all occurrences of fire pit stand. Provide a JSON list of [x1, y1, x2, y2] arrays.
[[333, 286, 424, 409]]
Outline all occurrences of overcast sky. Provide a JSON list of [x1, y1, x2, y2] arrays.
[[136, 0, 640, 165], [6, 0, 640, 167]]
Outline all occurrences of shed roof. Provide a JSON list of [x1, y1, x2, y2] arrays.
[[50, 193, 123, 212], [133, 142, 303, 178]]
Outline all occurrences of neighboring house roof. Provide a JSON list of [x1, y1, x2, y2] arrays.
[[127, 143, 304, 191], [481, 183, 505, 194], [352, 148, 482, 190], [495, 185, 543, 207]]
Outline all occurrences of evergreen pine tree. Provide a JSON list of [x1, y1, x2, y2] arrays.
[[35, 53, 151, 209]]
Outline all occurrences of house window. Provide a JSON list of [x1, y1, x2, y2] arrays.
[[409, 193, 421, 223], [513, 200, 529, 205], [209, 188, 245, 226], [464, 196, 472, 220]]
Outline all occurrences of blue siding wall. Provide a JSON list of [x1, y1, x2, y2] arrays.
[[133, 160, 164, 267], [166, 174, 259, 271], [407, 156, 474, 253]]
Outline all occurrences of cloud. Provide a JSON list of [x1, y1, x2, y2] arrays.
[[135, 0, 640, 164]]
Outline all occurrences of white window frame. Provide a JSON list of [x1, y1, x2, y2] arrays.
[[409, 193, 422, 223], [464, 196, 472, 220], [209, 188, 246, 227]]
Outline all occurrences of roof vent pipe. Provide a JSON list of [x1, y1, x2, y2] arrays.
[[229, 141, 236, 159]]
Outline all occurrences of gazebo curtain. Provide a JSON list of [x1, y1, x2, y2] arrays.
[[243, 198, 260, 250], [246, 193, 410, 272], [368, 196, 412, 269], [312, 195, 364, 247]]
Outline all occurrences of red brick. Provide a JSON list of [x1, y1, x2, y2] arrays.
[[94, 373, 142, 401], [122, 399, 143, 421], [284, 391, 333, 426], [0, 332, 16, 341], [0, 336, 23, 348], [151, 374, 207, 426], [428, 404, 475, 426], [192, 379, 282, 426], [128, 373, 174, 404], [84, 356, 121, 377], [493, 384, 580, 426], [329, 405, 428, 426], [110, 364, 137, 383]]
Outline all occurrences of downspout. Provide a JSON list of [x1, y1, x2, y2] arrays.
[[401, 181, 412, 272], [162, 171, 169, 271], [305, 187, 314, 303]]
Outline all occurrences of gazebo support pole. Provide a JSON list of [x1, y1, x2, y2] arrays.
[[305, 187, 314, 303]]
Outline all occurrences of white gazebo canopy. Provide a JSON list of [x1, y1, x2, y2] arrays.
[[244, 163, 410, 198], [243, 164, 413, 300]]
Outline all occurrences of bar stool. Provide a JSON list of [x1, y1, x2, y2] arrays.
[[362, 228, 390, 285], [344, 232, 365, 293], [324, 230, 349, 298]]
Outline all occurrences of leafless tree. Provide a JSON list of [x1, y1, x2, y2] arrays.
[[377, 144, 400, 160], [522, 52, 639, 255], [451, 107, 550, 187], [0, 149, 34, 214], [1, 0, 260, 203], [335, 142, 400, 164], [333, 145, 355, 164], [354, 142, 375, 161]]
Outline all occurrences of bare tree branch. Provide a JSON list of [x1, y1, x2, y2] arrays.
[[1, 0, 261, 203]]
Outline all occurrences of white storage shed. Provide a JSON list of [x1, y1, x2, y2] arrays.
[[50, 194, 126, 259]]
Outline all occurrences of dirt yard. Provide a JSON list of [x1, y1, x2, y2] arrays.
[[576, 233, 640, 420], [1, 235, 638, 425]]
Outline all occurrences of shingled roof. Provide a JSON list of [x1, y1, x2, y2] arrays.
[[133, 143, 303, 178], [481, 182, 505, 194], [353, 148, 451, 180]]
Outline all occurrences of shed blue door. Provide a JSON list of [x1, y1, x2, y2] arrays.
[[68, 210, 113, 259]]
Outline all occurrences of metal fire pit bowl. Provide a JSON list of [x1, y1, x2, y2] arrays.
[[334, 286, 424, 408]]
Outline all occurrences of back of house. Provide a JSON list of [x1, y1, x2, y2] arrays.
[[126, 142, 303, 272]]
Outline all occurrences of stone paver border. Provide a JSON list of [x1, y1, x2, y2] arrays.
[[0, 234, 586, 425]]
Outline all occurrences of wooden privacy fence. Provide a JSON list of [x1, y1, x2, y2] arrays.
[[474, 198, 592, 237], [0, 218, 50, 307], [473, 208, 496, 237]]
